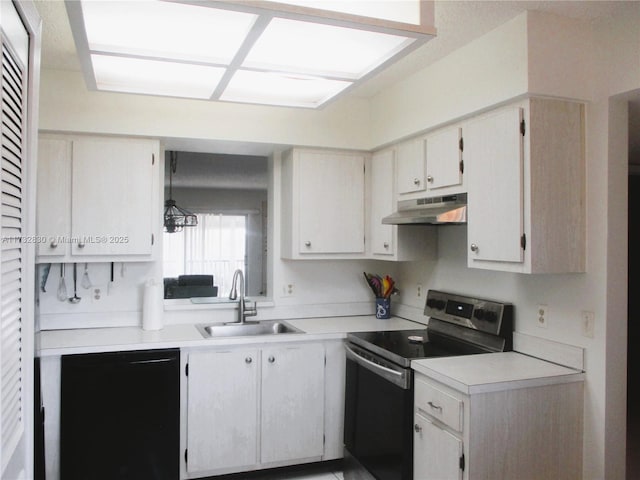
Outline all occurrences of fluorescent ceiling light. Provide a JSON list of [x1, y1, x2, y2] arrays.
[[272, 0, 422, 25], [92, 55, 225, 99], [244, 18, 414, 79], [221, 70, 351, 108], [68, 0, 435, 108], [81, 1, 257, 64]]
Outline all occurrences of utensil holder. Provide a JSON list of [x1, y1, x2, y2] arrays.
[[375, 297, 391, 319]]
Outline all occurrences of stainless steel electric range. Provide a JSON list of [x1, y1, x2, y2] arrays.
[[343, 290, 514, 480]]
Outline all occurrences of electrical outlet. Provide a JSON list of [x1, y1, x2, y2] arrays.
[[537, 304, 548, 328], [416, 284, 423, 298], [282, 283, 294, 297], [581, 310, 595, 338], [91, 284, 106, 303]]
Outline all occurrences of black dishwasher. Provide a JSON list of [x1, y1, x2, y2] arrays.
[[60, 349, 180, 480]]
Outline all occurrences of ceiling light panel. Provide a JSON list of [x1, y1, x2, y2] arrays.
[[81, 1, 257, 65], [243, 18, 414, 79], [91, 55, 226, 99], [221, 70, 352, 108]]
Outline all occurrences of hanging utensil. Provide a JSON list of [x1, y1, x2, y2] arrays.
[[81, 263, 92, 289], [57, 264, 68, 301], [69, 263, 81, 304], [40, 263, 51, 293]]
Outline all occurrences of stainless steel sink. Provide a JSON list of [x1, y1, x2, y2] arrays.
[[196, 320, 303, 338]]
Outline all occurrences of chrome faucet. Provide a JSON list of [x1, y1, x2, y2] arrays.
[[228, 269, 257, 324]]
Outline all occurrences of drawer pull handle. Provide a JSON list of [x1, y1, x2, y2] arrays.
[[428, 401, 442, 412]]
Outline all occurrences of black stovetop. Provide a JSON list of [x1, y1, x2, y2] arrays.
[[347, 328, 489, 368]]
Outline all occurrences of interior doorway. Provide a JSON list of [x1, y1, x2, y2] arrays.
[[627, 98, 640, 480]]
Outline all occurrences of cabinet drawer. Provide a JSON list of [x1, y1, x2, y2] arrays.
[[415, 378, 463, 432]]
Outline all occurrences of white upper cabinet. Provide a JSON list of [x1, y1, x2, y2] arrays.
[[36, 134, 159, 263], [369, 148, 438, 261], [424, 125, 464, 194], [370, 149, 395, 256], [465, 107, 524, 264], [37, 138, 71, 259], [396, 137, 426, 196], [465, 98, 585, 273], [281, 148, 366, 259]]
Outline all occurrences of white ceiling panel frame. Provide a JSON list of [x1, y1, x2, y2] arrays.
[[66, 0, 436, 109]]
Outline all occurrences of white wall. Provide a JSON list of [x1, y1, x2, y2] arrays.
[[38, 69, 372, 151], [34, 6, 640, 479], [367, 8, 640, 480]]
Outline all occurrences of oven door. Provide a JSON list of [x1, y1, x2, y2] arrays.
[[344, 343, 413, 480]]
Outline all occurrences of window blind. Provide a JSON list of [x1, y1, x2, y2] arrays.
[[0, 34, 25, 472]]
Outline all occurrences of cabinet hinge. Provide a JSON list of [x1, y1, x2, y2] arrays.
[[459, 159, 464, 174], [521, 233, 527, 251], [459, 453, 465, 471], [152, 153, 155, 165], [185, 363, 189, 376], [184, 448, 188, 465], [459, 137, 464, 152], [520, 119, 526, 136]]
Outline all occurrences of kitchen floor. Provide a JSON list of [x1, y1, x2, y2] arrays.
[[207, 462, 344, 480]]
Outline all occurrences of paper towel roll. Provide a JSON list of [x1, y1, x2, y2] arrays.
[[142, 279, 163, 331]]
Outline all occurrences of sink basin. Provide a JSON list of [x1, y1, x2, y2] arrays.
[[197, 321, 303, 338]]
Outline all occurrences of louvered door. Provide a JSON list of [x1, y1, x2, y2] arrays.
[[1, 4, 28, 475]]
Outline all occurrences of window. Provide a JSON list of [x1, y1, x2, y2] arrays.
[[164, 214, 246, 298]]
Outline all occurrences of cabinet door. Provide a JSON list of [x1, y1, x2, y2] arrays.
[[425, 126, 463, 192], [370, 149, 395, 255], [71, 138, 155, 256], [396, 138, 426, 195], [466, 107, 524, 264], [260, 344, 325, 464], [297, 151, 365, 254], [36, 138, 71, 258], [414, 413, 463, 480], [186, 349, 259, 473]]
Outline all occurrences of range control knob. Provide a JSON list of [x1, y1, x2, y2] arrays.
[[474, 308, 485, 320], [426, 298, 446, 310]]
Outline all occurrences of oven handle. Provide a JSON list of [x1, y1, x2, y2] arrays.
[[345, 344, 410, 389]]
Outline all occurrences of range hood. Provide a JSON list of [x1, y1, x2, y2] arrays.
[[382, 193, 467, 225]]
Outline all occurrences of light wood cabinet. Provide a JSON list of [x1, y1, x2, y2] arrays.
[[186, 348, 259, 474], [369, 148, 437, 261], [465, 98, 585, 273], [396, 137, 426, 196], [413, 355, 584, 480], [260, 344, 325, 465], [424, 125, 464, 195], [281, 148, 366, 259], [184, 342, 326, 477], [36, 134, 159, 262]]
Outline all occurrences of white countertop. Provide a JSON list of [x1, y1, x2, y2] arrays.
[[37, 315, 424, 356], [412, 351, 584, 395]]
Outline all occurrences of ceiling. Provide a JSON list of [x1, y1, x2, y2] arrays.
[[34, 1, 632, 99], [34, 1, 639, 159]]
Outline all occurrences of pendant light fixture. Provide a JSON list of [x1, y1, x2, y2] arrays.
[[164, 151, 197, 233]]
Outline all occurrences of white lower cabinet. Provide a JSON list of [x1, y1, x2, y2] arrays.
[[184, 342, 327, 478], [260, 344, 325, 464], [413, 365, 584, 480], [414, 412, 463, 480], [186, 348, 260, 474]]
